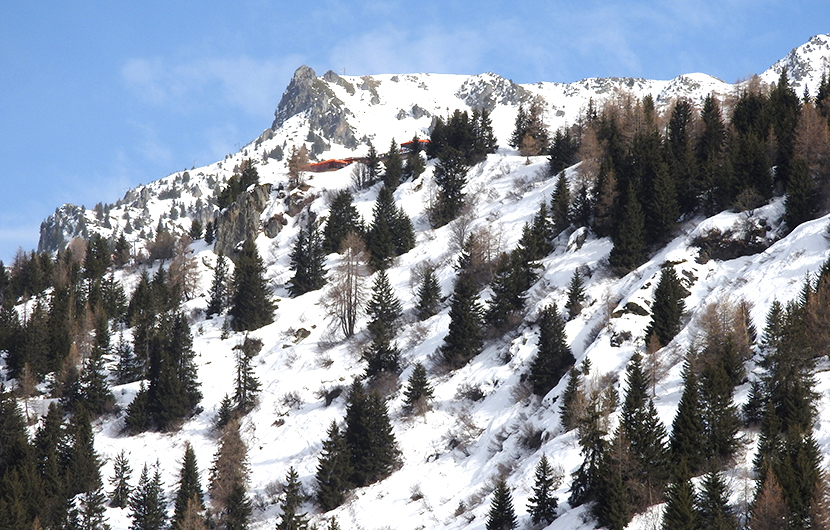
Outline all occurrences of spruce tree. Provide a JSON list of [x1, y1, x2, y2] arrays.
[[527, 455, 558, 526], [551, 172, 571, 235], [72, 486, 111, 530], [486, 479, 517, 530], [559, 367, 584, 431], [592, 445, 631, 530], [315, 422, 352, 511], [529, 304, 574, 396], [440, 271, 483, 369], [645, 266, 687, 347], [785, 158, 815, 230], [403, 135, 426, 180], [322, 190, 364, 254], [697, 471, 738, 530], [65, 406, 103, 497], [569, 397, 607, 507], [172, 443, 203, 530], [206, 254, 230, 317], [277, 467, 308, 530], [129, 463, 167, 530], [548, 128, 579, 175], [699, 354, 742, 467], [344, 382, 399, 487], [402, 362, 434, 414], [230, 238, 274, 332], [232, 336, 262, 414], [415, 267, 441, 320], [609, 182, 646, 272], [661, 463, 698, 530], [363, 270, 403, 377], [383, 138, 403, 189], [431, 147, 469, 227], [109, 450, 133, 509], [669, 358, 706, 475], [565, 269, 586, 319]]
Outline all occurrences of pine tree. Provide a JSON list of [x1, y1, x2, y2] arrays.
[[65, 406, 103, 497], [661, 463, 698, 530], [322, 190, 364, 254], [129, 463, 167, 530], [699, 354, 742, 467], [548, 128, 579, 175], [109, 450, 133, 508], [440, 271, 484, 369], [79, 345, 114, 416], [315, 422, 352, 511], [592, 443, 631, 530], [565, 269, 586, 319], [696, 94, 730, 215], [527, 455, 558, 526], [172, 443, 203, 530], [645, 266, 687, 347], [344, 382, 399, 487], [403, 362, 434, 414], [415, 267, 441, 320], [551, 172, 571, 235], [207, 254, 230, 317], [485, 251, 532, 332], [486, 479, 517, 530], [288, 220, 327, 297], [383, 138, 403, 189], [431, 147, 470, 227], [697, 471, 738, 530], [232, 336, 262, 413], [669, 358, 706, 475], [666, 99, 699, 215], [363, 270, 403, 377], [608, 182, 646, 273], [529, 304, 574, 396], [125, 383, 150, 434], [785, 157, 816, 230], [277, 467, 308, 530], [204, 221, 215, 245], [230, 238, 274, 332]]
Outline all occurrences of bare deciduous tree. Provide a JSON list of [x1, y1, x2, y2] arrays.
[[324, 233, 368, 338]]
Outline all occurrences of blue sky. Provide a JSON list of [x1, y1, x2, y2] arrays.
[[1, 1, 828, 263]]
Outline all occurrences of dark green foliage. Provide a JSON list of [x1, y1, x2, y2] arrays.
[[207, 254, 230, 317], [124, 383, 150, 435], [510, 103, 549, 156], [403, 135, 426, 180], [697, 471, 738, 530], [109, 450, 133, 509], [661, 465, 698, 530], [114, 233, 132, 267], [402, 363, 434, 413], [204, 221, 216, 245], [116, 330, 142, 385], [485, 250, 536, 332], [696, 94, 731, 214], [440, 271, 484, 369], [230, 238, 274, 332], [430, 147, 471, 227], [343, 381, 399, 488], [551, 172, 571, 235], [486, 479, 517, 530], [558, 367, 583, 431], [322, 190, 364, 254], [315, 422, 352, 511], [529, 201, 554, 259], [785, 158, 816, 230], [569, 397, 607, 507], [233, 336, 262, 413], [415, 267, 441, 320], [101, 273, 128, 322], [548, 128, 579, 175], [222, 482, 252, 530], [77, 345, 115, 416], [769, 70, 801, 189], [592, 445, 632, 530], [645, 266, 687, 347], [172, 443, 203, 529], [215, 394, 236, 431], [217, 160, 259, 209], [666, 99, 699, 215], [609, 183, 646, 273], [288, 220, 327, 296], [428, 108, 496, 164], [189, 218, 203, 240], [527, 455, 558, 526], [277, 467, 308, 530], [70, 486, 111, 530], [85, 233, 112, 280], [699, 354, 742, 467], [669, 358, 706, 475], [363, 270, 403, 377], [367, 186, 415, 269], [65, 407, 103, 497], [129, 463, 167, 530], [529, 304, 574, 396], [565, 269, 586, 319], [383, 138, 403, 189]]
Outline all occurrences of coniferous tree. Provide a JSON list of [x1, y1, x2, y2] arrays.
[[343, 382, 399, 487], [559, 367, 584, 431], [697, 471, 738, 530], [402, 362, 434, 414], [750, 471, 789, 530], [661, 463, 698, 530], [363, 270, 403, 377], [699, 354, 742, 467], [78, 345, 115, 416], [383, 138, 403, 189], [129, 463, 167, 530], [645, 266, 687, 347], [315, 422, 352, 511], [529, 304, 574, 396], [548, 128, 579, 175], [529, 201, 554, 259], [569, 396, 607, 507], [214, 394, 236, 431], [403, 135, 426, 180], [527, 455, 558, 526], [207, 254, 230, 317], [114, 233, 132, 267], [666, 99, 699, 215], [440, 271, 484, 369], [277, 467, 308, 530], [322, 191, 364, 254], [696, 94, 730, 214], [204, 221, 216, 245], [209, 421, 249, 529], [415, 267, 441, 320], [486, 479, 518, 530], [172, 443, 203, 530], [485, 250, 533, 332], [551, 172, 571, 235], [232, 336, 262, 414], [230, 238, 274, 332], [669, 357, 706, 475], [785, 157, 816, 230], [592, 441, 632, 530], [565, 269, 586, 319], [288, 220, 327, 297], [608, 182, 646, 273], [65, 406, 103, 497], [109, 450, 133, 509], [431, 147, 470, 227]]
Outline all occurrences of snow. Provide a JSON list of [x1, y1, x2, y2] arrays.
[[12, 35, 830, 529]]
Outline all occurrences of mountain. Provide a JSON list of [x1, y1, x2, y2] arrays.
[[7, 34, 830, 530]]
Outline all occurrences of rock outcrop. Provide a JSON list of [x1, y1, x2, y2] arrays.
[[214, 184, 272, 256]]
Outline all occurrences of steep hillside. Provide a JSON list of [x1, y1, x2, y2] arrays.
[[6, 33, 830, 530]]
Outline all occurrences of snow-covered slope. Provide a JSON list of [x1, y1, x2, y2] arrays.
[[16, 34, 830, 530]]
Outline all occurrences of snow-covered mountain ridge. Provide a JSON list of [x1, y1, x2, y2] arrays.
[[12, 34, 830, 530]]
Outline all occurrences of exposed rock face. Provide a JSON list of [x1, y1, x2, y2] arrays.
[[38, 204, 87, 254], [272, 66, 358, 148], [214, 184, 272, 256], [455, 73, 533, 111]]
